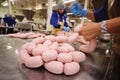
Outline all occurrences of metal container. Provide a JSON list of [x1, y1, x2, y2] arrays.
[[99, 33, 110, 41]]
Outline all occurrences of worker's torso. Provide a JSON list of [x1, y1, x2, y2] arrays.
[[108, 0, 120, 54]]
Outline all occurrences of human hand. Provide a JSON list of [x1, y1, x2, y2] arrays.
[[62, 26, 70, 32], [80, 22, 101, 40], [69, 1, 88, 16]]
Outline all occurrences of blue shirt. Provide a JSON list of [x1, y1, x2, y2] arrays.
[[3, 16, 16, 27], [94, 0, 109, 22], [50, 10, 68, 28]]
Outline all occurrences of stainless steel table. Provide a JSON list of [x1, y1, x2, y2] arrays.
[[0, 37, 111, 80]]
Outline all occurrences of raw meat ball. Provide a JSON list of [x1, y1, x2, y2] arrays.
[[50, 42, 59, 50], [67, 33, 79, 43], [42, 50, 58, 62], [57, 46, 70, 53], [36, 44, 42, 47], [32, 47, 43, 56], [70, 51, 86, 62], [60, 43, 75, 52], [55, 36, 68, 43], [79, 39, 97, 53], [64, 31, 72, 37], [34, 45, 49, 55], [44, 61, 63, 74], [77, 36, 89, 44], [57, 53, 72, 63], [32, 37, 45, 44], [79, 45, 88, 52], [43, 40, 52, 47], [19, 49, 30, 63], [45, 35, 55, 42], [24, 56, 44, 68], [26, 42, 36, 54], [64, 62, 80, 75]]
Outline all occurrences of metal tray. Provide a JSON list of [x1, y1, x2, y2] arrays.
[[0, 37, 111, 80]]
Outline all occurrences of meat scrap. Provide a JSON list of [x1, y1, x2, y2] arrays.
[[8, 32, 45, 39]]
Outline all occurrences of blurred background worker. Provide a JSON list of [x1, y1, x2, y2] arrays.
[[69, 0, 120, 80], [3, 14, 16, 33], [50, 1, 70, 35], [3, 14, 16, 27]]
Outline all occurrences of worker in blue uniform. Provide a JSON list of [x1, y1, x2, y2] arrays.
[[3, 14, 16, 33], [50, 1, 70, 35], [3, 14, 16, 27]]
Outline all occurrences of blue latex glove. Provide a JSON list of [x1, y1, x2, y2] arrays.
[[62, 26, 70, 32], [69, 1, 88, 17]]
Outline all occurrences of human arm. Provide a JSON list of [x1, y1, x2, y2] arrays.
[[61, 13, 70, 32], [93, 0, 109, 22], [69, 0, 109, 22], [86, 11, 95, 22], [86, 6, 109, 22], [50, 11, 61, 28], [62, 22, 70, 32], [106, 17, 120, 33], [81, 17, 120, 40]]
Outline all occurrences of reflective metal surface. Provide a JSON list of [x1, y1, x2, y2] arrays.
[[0, 37, 110, 80]]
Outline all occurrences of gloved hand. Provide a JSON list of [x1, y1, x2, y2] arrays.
[[62, 26, 70, 32], [69, 1, 88, 17]]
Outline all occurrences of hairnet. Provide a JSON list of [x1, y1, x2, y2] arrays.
[[56, 1, 66, 10]]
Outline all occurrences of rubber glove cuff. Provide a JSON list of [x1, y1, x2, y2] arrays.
[[81, 9, 88, 17], [62, 26, 70, 32]]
